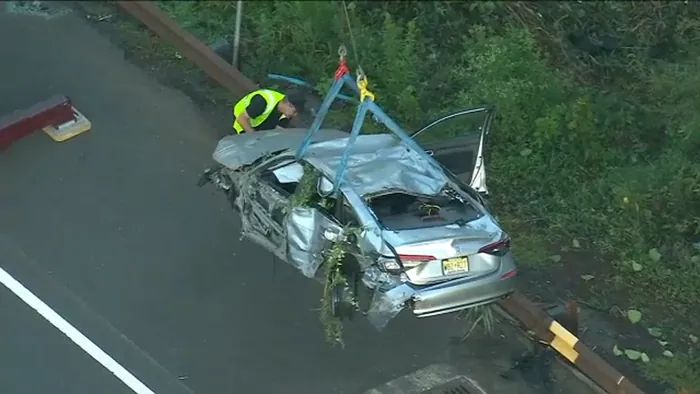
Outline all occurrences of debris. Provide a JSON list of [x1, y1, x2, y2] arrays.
[[581, 274, 595, 281]]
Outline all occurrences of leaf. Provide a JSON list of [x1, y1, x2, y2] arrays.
[[581, 274, 595, 281], [640, 353, 650, 363], [520, 148, 532, 157], [627, 309, 642, 324], [631, 261, 643, 272], [658, 340, 668, 347], [648, 248, 662, 262], [613, 345, 623, 356], [549, 254, 562, 263], [572, 239, 581, 248], [690, 334, 698, 343], [625, 349, 642, 360], [647, 327, 662, 337], [662, 350, 674, 357]]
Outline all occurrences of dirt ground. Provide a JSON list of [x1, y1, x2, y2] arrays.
[[67, 2, 669, 393]]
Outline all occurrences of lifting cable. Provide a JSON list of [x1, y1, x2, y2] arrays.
[[339, 1, 374, 102]]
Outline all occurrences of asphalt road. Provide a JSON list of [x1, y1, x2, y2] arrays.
[[0, 4, 460, 394], [0, 283, 131, 394]]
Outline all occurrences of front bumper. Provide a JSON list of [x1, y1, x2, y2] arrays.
[[409, 252, 517, 318]]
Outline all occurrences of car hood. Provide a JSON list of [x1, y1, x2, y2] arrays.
[[212, 128, 349, 170]]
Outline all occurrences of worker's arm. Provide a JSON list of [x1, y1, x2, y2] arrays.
[[239, 94, 266, 133], [236, 111, 256, 133]]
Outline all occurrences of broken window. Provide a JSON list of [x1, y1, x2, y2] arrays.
[[366, 189, 480, 231], [260, 160, 302, 196]]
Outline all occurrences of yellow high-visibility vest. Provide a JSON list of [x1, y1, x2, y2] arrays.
[[232, 89, 286, 133]]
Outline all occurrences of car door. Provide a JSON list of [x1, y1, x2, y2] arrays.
[[240, 156, 299, 261], [410, 106, 495, 194]]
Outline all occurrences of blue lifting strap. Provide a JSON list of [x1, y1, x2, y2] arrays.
[[295, 73, 439, 195]]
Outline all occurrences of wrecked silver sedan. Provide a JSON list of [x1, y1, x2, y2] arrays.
[[198, 107, 517, 329]]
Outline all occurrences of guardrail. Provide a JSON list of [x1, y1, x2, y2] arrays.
[[114, 2, 645, 393]]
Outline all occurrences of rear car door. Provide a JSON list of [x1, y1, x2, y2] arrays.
[[410, 106, 495, 194]]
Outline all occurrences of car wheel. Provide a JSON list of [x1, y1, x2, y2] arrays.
[[331, 270, 358, 320]]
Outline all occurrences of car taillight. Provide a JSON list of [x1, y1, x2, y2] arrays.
[[478, 238, 511, 257], [398, 254, 435, 268], [378, 254, 435, 273]]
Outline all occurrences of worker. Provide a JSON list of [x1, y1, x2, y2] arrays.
[[232, 89, 304, 134]]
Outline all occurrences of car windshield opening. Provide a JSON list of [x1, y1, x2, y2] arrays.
[[367, 189, 480, 231]]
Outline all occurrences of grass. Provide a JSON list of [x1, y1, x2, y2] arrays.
[[103, 1, 700, 391]]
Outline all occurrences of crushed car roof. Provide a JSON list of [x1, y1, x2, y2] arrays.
[[212, 128, 349, 170], [304, 134, 447, 196], [213, 128, 448, 197]]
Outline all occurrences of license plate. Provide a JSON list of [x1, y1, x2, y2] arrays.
[[442, 257, 469, 275]]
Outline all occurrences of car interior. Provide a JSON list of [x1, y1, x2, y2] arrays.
[[367, 190, 480, 231]]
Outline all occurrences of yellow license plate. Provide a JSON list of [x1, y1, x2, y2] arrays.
[[442, 257, 469, 275]]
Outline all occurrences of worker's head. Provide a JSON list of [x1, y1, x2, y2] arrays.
[[278, 93, 305, 118]]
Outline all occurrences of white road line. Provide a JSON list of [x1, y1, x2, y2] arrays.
[[0, 266, 156, 394]]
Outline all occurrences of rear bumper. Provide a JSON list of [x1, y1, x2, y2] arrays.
[[408, 252, 517, 318]]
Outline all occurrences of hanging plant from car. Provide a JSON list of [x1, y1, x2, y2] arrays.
[[289, 164, 322, 209], [319, 225, 362, 347]]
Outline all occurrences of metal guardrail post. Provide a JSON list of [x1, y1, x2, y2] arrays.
[[115, 1, 257, 101], [499, 292, 645, 394]]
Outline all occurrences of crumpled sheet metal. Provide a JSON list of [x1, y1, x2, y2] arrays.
[[366, 283, 416, 330], [304, 134, 447, 197], [361, 265, 413, 330], [283, 207, 412, 329], [285, 207, 331, 279], [212, 128, 349, 170]]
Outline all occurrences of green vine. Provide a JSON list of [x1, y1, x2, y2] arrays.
[[319, 225, 363, 347], [285, 163, 362, 346], [320, 236, 348, 346], [289, 164, 322, 209]]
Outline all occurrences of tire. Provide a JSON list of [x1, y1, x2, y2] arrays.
[[330, 255, 361, 321], [331, 271, 357, 320]]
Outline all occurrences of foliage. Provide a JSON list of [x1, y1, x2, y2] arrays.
[[319, 225, 361, 347], [457, 305, 499, 341], [157, 0, 700, 388], [319, 234, 348, 347], [284, 163, 358, 346], [288, 164, 321, 209], [644, 350, 700, 394]]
